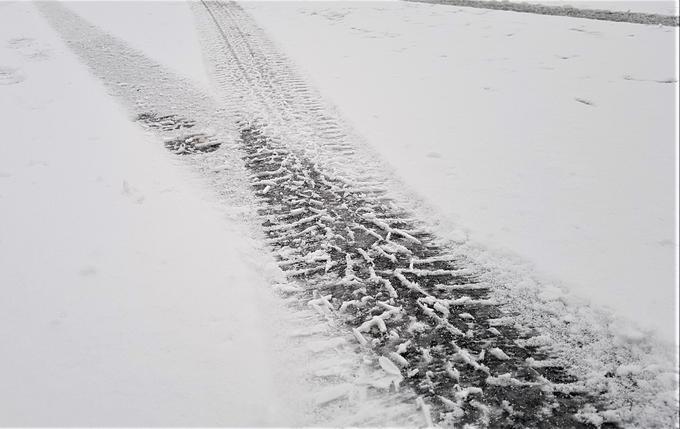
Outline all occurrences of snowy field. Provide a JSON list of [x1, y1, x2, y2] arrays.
[[1, 0, 678, 427]]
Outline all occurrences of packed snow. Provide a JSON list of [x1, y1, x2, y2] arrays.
[[242, 1, 678, 344]]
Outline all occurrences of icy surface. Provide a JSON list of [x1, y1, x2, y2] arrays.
[[243, 0, 678, 344]]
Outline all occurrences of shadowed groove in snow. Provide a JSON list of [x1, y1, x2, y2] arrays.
[[406, 0, 679, 27], [238, 123, 615, 428]]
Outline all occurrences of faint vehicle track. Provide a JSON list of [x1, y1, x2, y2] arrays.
[[406, 0, 679, 27], [195, 0, 379, 181]]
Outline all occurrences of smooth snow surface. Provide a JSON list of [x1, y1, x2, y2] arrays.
[[243, 1, 678, 343], [0, 3, 297, 425]]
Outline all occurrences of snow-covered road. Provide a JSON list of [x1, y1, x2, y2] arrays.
[[1, 2, 420, 426], [1, 1, 677, 427], [242, 0, 678, 345]]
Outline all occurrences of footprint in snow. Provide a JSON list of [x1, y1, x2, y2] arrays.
[[122, 180, 146, 204], [7, 37, 34, 49], [623, 74, 677, 84], [7, 37, 51, 61], [0, 66, 25, 85], [79, 265, 98, 277], [575, 97, 595, 106]]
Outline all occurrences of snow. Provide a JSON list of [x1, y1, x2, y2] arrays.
[[0, 3, 299, 425], [378, 355, 403, 375], [1, 0, 677, 425], [0, 3, 429, 426], [63, 1, 211, 89], [242, 1, 678, 344], [494, 0, 679, 16]]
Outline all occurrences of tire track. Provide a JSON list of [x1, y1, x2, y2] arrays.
[[192, 1, 620, 426], [194, 1, 376, 184], [38, 0, 624, 426], [237, 122, 610, 427], [36, 3, 424, 426]]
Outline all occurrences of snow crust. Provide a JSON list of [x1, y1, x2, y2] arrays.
[[243, 0, 678, 344]]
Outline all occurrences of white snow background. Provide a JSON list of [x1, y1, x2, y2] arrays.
[[0, 0, 677, 426]]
